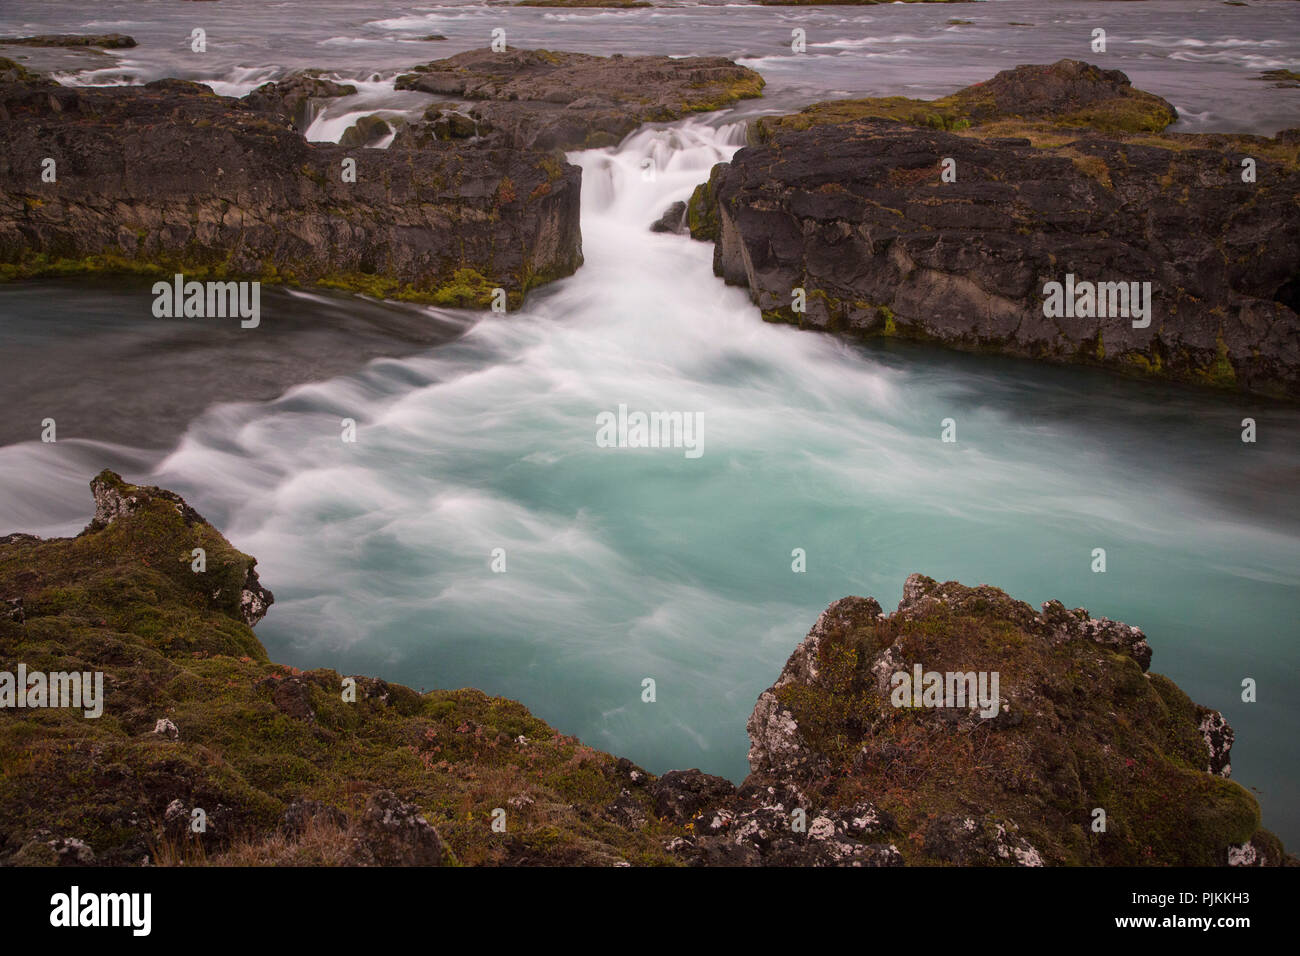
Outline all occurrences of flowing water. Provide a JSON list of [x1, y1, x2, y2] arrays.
[[1, 0, 1298, 845]]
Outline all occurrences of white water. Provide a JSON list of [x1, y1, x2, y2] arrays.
[[2, 0, 1299, 841], [34, 120, 1275, 837]]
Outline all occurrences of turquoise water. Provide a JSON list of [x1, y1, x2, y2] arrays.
[[1, 0, 1297, 848], [19, 120, 1283, 842]]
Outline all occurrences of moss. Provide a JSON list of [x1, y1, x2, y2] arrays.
[[753, 71, 1176, 142], [880, 305, 897, 336], [768, 579, 1270, 865], [0, 472, 686, 867], [1196, 332, 1238, 388], [686, 170, 723, 242], [683, 73, 765, 114]]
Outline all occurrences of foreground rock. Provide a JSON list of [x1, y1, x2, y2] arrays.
[[395, 48, 763, 150], [665, 574, 1289, 866], [0, 60, 581, 307], [1, 471, 1288, 866], [690, 60, 1300, 398], [0, 472, 678, 866]]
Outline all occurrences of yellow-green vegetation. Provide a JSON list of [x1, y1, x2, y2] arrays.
[[683, 73, 765, 114], [0, 472, 685, 866], [686, 175, 721, 241], [773, 579, 1273, 865], [1196, 332, 1238, 388], [0, 251, 527, 311], [317, 267, 502, 309], [750, 64, 1177, 144]]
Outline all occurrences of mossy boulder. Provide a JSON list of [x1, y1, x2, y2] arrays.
[[673, 575, 1290, 866], [0, 473, 684, 866], [751, 59, 1177, 144]]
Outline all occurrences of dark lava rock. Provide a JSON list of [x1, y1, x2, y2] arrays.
[[0, 34, 137, 49], [0, 65, 582, 308], [394, 48, 763, 150], [262, 676, 317, 722], [650, 200, 687, 234], [691, 60, 1300, 397], [729, 573, 1284, 865], [243, 70, 357, 129], [338, 113, 394, 148], [648, 769, 736, 823]]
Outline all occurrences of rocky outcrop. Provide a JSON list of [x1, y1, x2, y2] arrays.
[[394, 48, 763, 151], [690, 60, 1300, 398], [0, 474, 1289, 866], [241, 70, 357, 130], [0, 472, 681, 866], [661, 573, 1289, 866], [0, 34, 137, 49], [0, 60, 582, 308]]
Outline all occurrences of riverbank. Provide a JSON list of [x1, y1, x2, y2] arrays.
[[0, 471, 1288, 866]]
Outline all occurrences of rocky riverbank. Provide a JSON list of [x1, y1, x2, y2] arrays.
[[0, 48, 761, 308], [0, 473, 1288, 866], [686, 60, 1300, 398]]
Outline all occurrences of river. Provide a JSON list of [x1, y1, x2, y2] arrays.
[[1, 0, 1297, 846]]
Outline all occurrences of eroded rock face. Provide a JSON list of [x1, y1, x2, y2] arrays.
[[243, 70, 357, 130], [0, 64, 582, 308], [692, 61, 1300, 397], [394, 48, 763, 151], [667, 573, 1286, 866]]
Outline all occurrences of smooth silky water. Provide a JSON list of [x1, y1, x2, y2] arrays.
[[0, 0, 1297, 844]]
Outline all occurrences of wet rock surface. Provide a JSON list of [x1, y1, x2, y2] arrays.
[[394, 48, 763, 151], [690, 60, 1300, 398]]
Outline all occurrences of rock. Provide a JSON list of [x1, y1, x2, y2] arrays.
[[693, 61, 1300, 398], [262, 677, 317, 721], [721, 575, 1278, 865], [243, 70, 357, 129], [152, 718, 180, 740], [0, 69, 583, 309], [0, 34, 136, 49], [88, 470, 203, 532], [648, 769, 735, 823], [14, 834, 96, 866], [80, 471, 275, 629], [1199, 708, 1235, 777], [352, 790, 451, 866], [338, 113, 393, 148], [650, 201, 687, 234], [394, 48, 763, 151], [924, 815, 1044, 867]]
